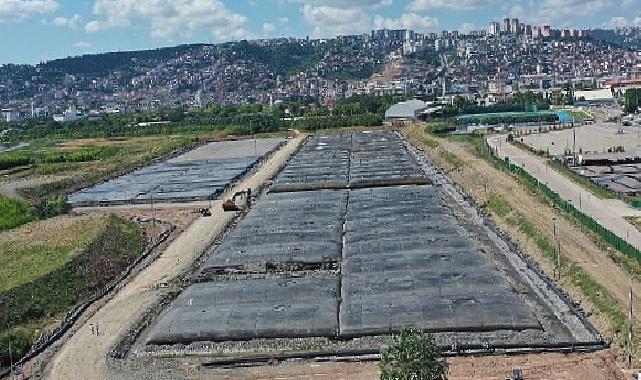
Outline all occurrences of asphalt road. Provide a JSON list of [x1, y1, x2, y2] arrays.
[[488, 135, 641, 251]]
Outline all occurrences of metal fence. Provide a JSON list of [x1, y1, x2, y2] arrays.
[[485, 139, 641, 263]]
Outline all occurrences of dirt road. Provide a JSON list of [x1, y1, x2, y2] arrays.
[[41, 135, 304, 380]]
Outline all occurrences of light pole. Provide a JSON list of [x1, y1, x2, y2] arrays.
[[572, 111, 577, 165], [553, 216, 560, 280], [628, 275, 634, 370], [579, 192, 582, 210], [7, 320, 13, 377]]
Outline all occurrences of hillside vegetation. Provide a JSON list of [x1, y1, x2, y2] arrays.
[[0, 214, 144, 367]]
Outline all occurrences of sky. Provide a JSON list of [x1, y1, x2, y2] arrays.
[[0, 0, 639, 65]]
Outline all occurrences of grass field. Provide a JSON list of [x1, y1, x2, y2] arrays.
[[0, 214, 144, 367]]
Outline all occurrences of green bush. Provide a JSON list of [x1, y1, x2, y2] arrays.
[[380, 327, 448, 380], [32, 196, 71, 220], [0, 196, 32, 231]]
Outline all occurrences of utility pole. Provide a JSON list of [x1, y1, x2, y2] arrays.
[[572, 111, 576, 165], [628, 275, 634, 370], [7, 321, 13, 376], [553, 217, 560, 280]]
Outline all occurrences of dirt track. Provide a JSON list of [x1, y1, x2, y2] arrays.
[[40, 135, 304, 380]]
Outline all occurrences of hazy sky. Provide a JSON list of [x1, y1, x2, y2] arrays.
[[0, 0, 639, 64]]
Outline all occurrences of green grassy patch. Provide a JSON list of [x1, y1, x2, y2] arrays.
[[0, 216, 108, 293], [422, 136, 440, 148], [439, 150, 462, 169], [485, 194, 512, 217], [505, 211, 626, 335], [0, 214, 144, 367], [0, 196, 32, 231], [445, 133, 490, 159]]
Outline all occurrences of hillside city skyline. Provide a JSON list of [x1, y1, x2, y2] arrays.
[[0, 0, 640, 64]]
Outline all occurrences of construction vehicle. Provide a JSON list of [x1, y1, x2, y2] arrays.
[[192, 208, 212, 217], [222, 188, 252, 212]]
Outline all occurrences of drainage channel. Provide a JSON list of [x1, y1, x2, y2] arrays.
[[201, 341, 610, 369]]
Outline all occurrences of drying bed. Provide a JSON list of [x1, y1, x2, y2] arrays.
[[147, 276, 340, 344], [197, 190, 347, 276], [144, 131, 592, 349], [69, 138, 284, 206], [271, 131, 427, 192], [340, 186, 541, 337]]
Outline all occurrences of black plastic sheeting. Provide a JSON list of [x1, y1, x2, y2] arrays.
[[148, 276, 339, 344], [271, 131, 427, 192], [198, 190, 347, 274], [69, 157, 259, 205], [339, 186, 540, 336], [147, 132, 546, 345]]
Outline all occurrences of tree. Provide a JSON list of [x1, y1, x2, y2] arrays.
[[379, 327, 448, 380], [624, 88, 641, 114]]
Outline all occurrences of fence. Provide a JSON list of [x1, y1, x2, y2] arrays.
[[1, 219, 175, 378], [485, 140, 641, 264]]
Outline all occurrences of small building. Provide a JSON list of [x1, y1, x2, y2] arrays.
[[384, 99, 427, 125], [1, 108, 21, 123], [574, 89, 615, 106], [53, 108, 82, 123]]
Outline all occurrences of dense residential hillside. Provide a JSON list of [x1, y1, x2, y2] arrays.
[[0, 34, 400, 109], [0, 26, 640, 121]]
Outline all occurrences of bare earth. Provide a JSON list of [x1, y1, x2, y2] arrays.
[[485, 135, 641, 326], [0, 175, 69, 200], [40, 135, 304, 380], [209, 351, 622, 380]]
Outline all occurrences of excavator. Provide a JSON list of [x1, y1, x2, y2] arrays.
[[222, 188, 252, 212]]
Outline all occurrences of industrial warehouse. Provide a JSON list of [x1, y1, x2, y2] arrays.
[[107, 131, 604, 377]]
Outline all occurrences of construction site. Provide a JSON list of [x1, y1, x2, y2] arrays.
[[8, 129, 627, 380], [57, 130, 603, 379]]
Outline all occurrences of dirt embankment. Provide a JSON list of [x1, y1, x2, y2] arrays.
[[210, 350, 623, 380], [403, 125, 641, 335]]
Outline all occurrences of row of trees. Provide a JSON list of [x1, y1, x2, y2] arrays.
[[442, 91, 551, 118], [455, 112, 559, 126], [1, 94, 398, 141]]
